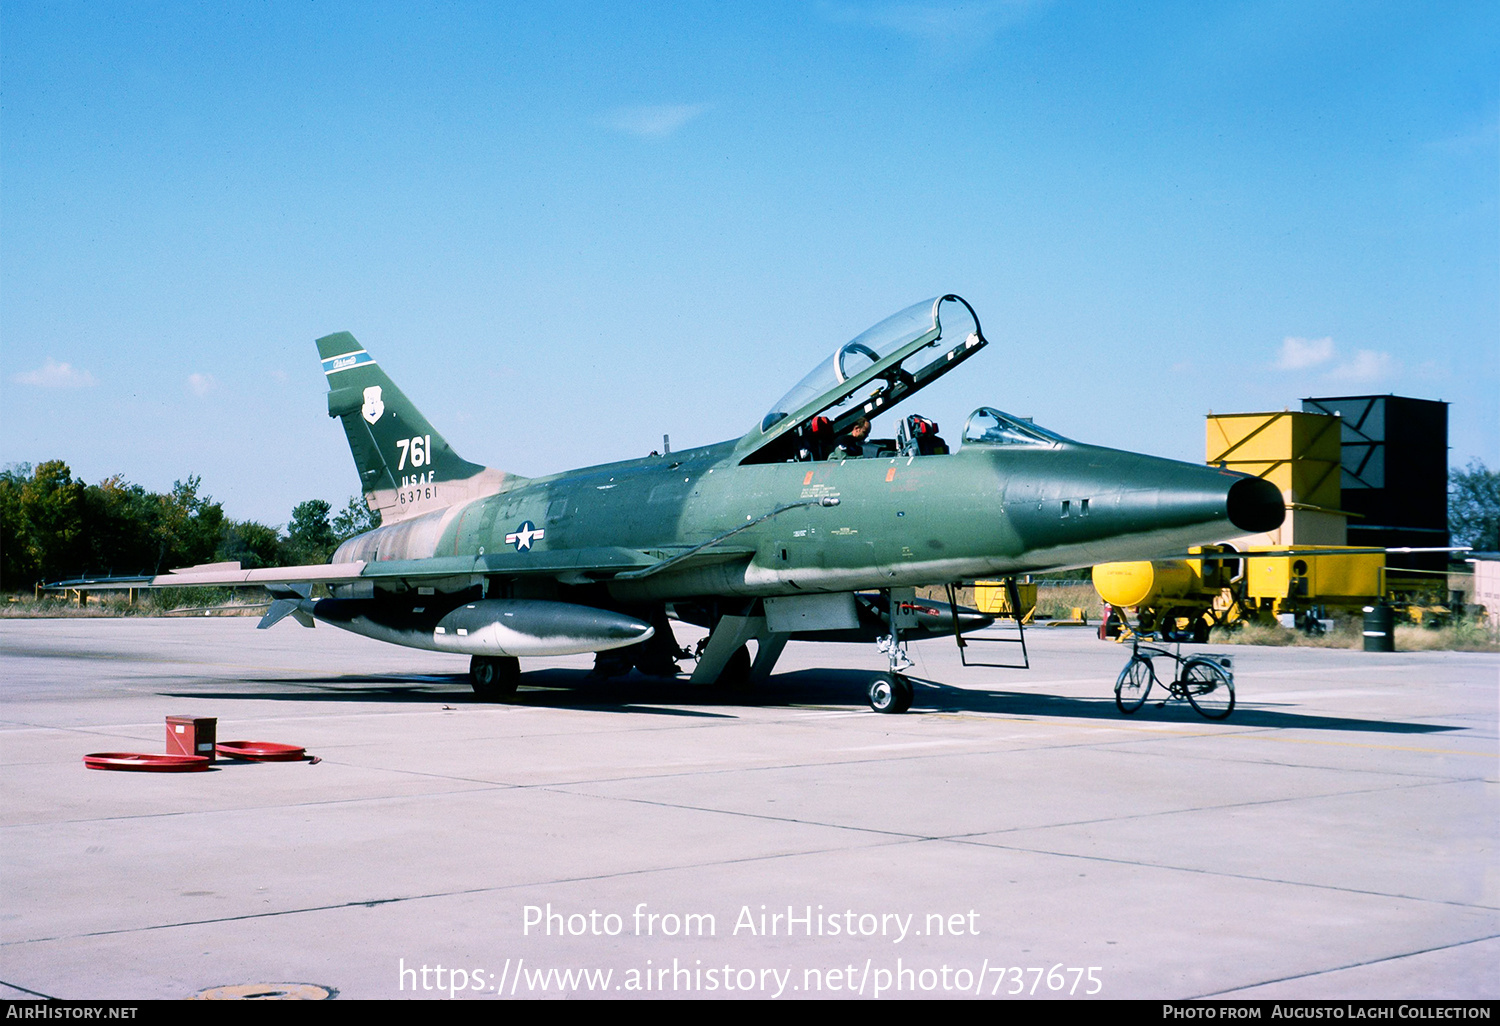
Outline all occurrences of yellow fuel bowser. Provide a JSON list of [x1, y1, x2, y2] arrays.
[[1092, 549, 1236, 641]]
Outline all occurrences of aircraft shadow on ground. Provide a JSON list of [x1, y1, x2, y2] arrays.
[[156, 667, 1458, 735]]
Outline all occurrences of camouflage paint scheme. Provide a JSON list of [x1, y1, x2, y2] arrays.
[[152, 296, 1284, 708]]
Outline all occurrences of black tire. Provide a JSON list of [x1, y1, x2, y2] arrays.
[[1191, 617, 1211, 644], [1115, 655, 1153, 714], [868, 672, 913, 714], [1157, 610, 1178, 641], [470, 655, 520, 701], [1182, 658, 1234, 719]]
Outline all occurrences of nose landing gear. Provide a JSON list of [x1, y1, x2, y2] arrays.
[[868, 671, 913, 714], [868, 591, 916, 713]]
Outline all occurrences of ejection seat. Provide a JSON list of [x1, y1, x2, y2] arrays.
[[802, 416, 834, 461], [903, 415, 949, 455]]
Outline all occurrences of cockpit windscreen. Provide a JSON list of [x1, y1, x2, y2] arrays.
[[961, 407, 1072, 448]]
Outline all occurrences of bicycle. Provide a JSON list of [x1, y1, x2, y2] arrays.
[[1114, 636, 1235, 720]]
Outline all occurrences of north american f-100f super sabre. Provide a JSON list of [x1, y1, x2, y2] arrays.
[[151, 296, 1284, 712]]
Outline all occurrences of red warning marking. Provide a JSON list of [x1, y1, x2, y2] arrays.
[[885, 468, 897, 482], [803, 471, 814, 485]]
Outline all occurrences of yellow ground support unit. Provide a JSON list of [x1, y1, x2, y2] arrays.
[[1244, 546, 1385, 607], [1092, 544, 1387, 638], [973, 580, 1038, 622]]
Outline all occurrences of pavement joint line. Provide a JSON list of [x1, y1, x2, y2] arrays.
[[919, 712, 1488, 758], [934, 774, 1474, 840], [6, 698, 1487, 757], [520, 733, 1486, 790], [3, 723, 1485, 830], [1193, 931, 1500, 998], [533, 774, 1480, 875], [1, 839, 912, 948], [0, 978, 59, 1000], [266, 728, 1488, 796], [534, 787, 935, 842], [946, 836, 1500, 913], [20, 816, 1486, 951], [8, 757, 1454, 850], [0, 778, 517, 830], [1080, 740, 1491, 782]]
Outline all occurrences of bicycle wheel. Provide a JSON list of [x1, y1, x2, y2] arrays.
[[1182, 658, 1234, 719], [1115, 655, 1153, 714]]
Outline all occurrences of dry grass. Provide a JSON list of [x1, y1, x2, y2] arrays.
[[1, 595, 144, 618], [1392, 620, 1500, 652], [1, 590, 266, 619], [1033, 583, 1106, 621], [1210, 617, 1500, 652]]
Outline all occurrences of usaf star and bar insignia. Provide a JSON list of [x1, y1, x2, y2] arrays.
[[506, 521, 545, 552]]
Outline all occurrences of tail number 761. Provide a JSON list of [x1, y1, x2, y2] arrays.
[[396, 435, 432, 471]]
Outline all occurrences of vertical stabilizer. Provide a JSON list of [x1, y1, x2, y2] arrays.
[[317, 332, 514, 523]]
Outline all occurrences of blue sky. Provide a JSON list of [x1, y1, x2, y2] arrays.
[[3, 1, 1496, 528]]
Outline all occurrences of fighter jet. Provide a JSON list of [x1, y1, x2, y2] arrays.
[[153, 295, 1284, 712]]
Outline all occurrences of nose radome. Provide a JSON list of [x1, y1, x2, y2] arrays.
[[1089, 451, 1288, 541]]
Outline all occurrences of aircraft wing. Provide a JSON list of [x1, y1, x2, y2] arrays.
[[359, 546, 755, 582], [48, 544, 757, 594], [150, 561, 370, 587], [134, 546, 711, 590]]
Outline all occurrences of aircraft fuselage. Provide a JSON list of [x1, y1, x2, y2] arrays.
[[332, 438, 1281, 605]]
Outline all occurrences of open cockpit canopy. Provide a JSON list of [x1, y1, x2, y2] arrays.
[[741, 295, 987, 463]]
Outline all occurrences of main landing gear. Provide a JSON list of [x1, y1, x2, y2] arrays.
[[470, 655, 520, 701]]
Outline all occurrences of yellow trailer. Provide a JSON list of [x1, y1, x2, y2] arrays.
[[972, 579, 1038, 622], [1244, 547, 1384, 609]]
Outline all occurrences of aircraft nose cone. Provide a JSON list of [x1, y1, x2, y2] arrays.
[[1227, 475, 1285, 533], [1138, 465, 1286, 536], [1060, 450, 1287, 555]]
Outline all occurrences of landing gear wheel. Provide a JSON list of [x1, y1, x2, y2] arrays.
[[868, 672, 913, 714], [470, 655, 520, 701], [1115, 656, 1153, 714], [1182, 658, 1234, 719], [714, 645, 752, 689]]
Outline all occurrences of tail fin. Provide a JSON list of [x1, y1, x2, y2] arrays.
[[317, 332, 513, 524]]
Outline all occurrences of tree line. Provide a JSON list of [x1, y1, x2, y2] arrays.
[[0, 460, 379, 591]]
